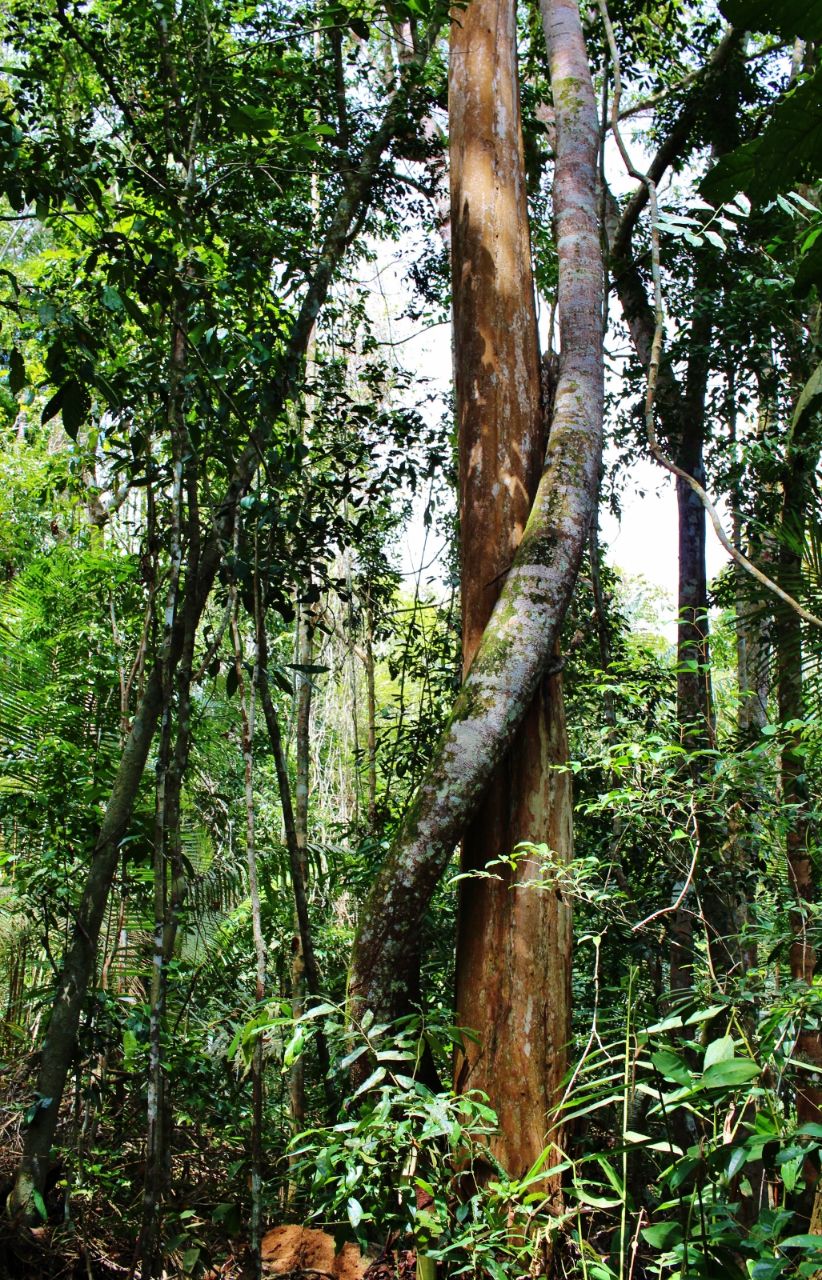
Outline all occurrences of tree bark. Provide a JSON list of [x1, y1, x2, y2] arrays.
[[289, 605, 314, 1155], [9, 34, 441, 1219], [349, 0, 602, 1045], [449, 0, 571, 1180], [778, 415, 822, 1140], [231, 608, 266, 1276]]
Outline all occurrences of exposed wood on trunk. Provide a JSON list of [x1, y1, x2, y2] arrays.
[[349, 0, 602, 1045], [449, 0, 571, 1180]]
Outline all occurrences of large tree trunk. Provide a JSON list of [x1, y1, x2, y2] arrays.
[[449, 0, 571, 1180], [349, 0, 601, 1050], [8, 40, 441, 1220], [778, 419, 822, 1144]]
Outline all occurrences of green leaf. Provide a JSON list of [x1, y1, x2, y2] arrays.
[[702, 70, 822, 205], [720, 0, 822, 42], [61, 379, 91, 440], [9, 347, 25, 395], [641, 1221, 682, 1249], [339, 1044, 368, 1070], [683, 1004, 726, 1025], [796, 1123, 822, 1138], [796, 236, 822, 297], [229, 104, 279, 137], [352, 1066, 386, 1097], [701, 1058, 760, 1089], [645, 1014, 684, 1033], [41, 385, 66, 426], [791, 360, 822, 433], [32, 1189, 47, 1221], [651, 1050, 693, 1086], [182, 1247, 200, 1273], [569, 1186, 622, 1209], [102, 284, 124, 311], [780, 1235, 822, 1251], [668, 1155, 702, 1190], [595, 1156, 625, 1198], [704, 1036, 735, 1070], [283, 1026, 306, 1068], [726, 1145, 748, 1180], [302, 1002, 338, 1020], [347, 1196, 364, 1229]]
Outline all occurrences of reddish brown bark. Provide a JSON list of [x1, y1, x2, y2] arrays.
[[449, 0, 571, 1178], [348, 0, 603, 1113]]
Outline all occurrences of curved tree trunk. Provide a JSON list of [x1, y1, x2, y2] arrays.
[[449, 0, 571, 1180], [349, 0, 601, 1044]]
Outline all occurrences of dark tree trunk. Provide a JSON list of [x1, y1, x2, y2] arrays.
[[777, 418, 822, 1144]]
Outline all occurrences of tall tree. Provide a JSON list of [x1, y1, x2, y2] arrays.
[[349, 0, 603, 1103], [449, 0, 571, 1179]]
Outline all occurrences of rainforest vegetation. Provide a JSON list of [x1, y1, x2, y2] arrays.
[[2, 0, 822, 1276]]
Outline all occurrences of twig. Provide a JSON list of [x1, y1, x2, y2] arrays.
[[632, 797, 700, 933]]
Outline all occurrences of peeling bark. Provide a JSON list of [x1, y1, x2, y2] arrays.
[[349, 0, 602, 1039], [449, 0, 571, 1180]]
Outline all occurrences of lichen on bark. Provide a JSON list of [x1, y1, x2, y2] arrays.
[[348, 0, 603, 1046]]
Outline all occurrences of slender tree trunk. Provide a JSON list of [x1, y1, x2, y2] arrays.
[[669, 274, 715, 995], [137, 323, 200, 1279], [8, 42, 439, 1218], [289, 605, 314, 1156], [350, 0, 602, 1047], [257, 612, 335, 1113], [364, 593, 378, 833], [139, 308, 188, 1280], [232, 609, 266, 1275], [732, 384, 774, 737], [449, 0, 571, 1181]]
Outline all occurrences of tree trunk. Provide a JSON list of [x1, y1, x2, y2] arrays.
[[778, 420, 822, 1139], [231, 607, 266, 1275], [671, 275, 716, 994], [257, 624, 334, 1112], [449, 0, 571, 1180], [349, 0, 601, 1050], [289, 606, 314, 1158]]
